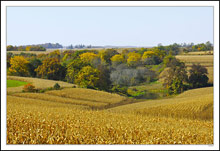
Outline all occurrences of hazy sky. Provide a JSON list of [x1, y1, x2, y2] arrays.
[[7, 7, 213, 46]]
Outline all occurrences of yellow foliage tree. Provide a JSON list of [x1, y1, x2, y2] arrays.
[[127, 52, 141, 66], [75, 66, 100, 88], [25, 46, 32, 51], [8, 56, 30, 76], [142, 51, 156, 60], [35, 58, 64, 80], [49, 50, 61, 60], [80, 52, 99, 63], [111, 54, 125, 65]]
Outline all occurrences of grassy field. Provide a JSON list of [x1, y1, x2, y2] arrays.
[[7, 80, 28, 88], [6, 77, 213, 144], [7, 76, 75, 93], [176, 55, 213, 83], [127, 81, 168, 99]]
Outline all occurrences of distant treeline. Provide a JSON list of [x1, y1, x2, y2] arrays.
[[7, 43, 64, 51], [7, 45, 46, 51], [7, 41, 213, 52]]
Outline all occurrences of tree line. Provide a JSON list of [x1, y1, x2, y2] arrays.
[[7, 43, 210, 96]]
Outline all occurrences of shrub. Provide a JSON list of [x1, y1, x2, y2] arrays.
[[23, 83, 35, 92], [53, 83, 61, 90]]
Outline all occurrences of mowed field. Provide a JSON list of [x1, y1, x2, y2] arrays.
[[6, 77, 213, 144], [176, 55, 213, 83]]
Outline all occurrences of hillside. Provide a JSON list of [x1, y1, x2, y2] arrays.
[[107, 87, 213, 120], [6, 76, 213, 144], [7, 89, 213, 144]]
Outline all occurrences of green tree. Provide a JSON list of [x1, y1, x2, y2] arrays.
[[163, 60, 188, 94], [189, 64, 209, 88], [75, 66, 100, 88], [96, 65, 112, 91], [163, 52, 176, 67], [27, 58, 42, 77]]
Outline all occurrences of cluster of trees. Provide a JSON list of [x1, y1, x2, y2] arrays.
[[66, 44, 93, 49], [183, 41, 213, 53], [160, 55, 209, 94], [7, 43, 210, 96], [7, 47, 165, 93], [7, 43, 64, 51], [38, 43, 63, 49], [7, 45, 46, 51]]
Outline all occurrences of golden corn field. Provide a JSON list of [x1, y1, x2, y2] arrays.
[[7, 77, 213, 144], [108, 87, 213, 120]]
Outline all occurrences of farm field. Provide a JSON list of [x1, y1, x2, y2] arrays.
[[6, 77, 213, 144], [182, 51, 213, 55], [176, 55, 213, 83], [108, 87, 213, 121]]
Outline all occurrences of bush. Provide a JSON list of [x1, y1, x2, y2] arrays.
[[23, 83, 35, 92], [53, 83, 61, 90], [111, 85, 128, 96]]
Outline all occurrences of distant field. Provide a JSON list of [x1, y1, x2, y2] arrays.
[[108, 87, 213, 121], [176, 55, 213, 83], [7, 80, 28, 88], [8, 48, 105, 55], [183, 51, 213, 55]]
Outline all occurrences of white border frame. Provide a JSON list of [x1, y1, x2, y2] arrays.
[[1, 1, 219, 150]]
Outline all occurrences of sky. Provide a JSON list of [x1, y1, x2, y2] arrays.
[[7, 7, 213, 47]]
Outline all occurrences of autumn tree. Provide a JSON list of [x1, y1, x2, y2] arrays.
[[98, 49, 119, 65], [25, 46, 32, 51], [189, 64, 209, 88], [35, 58, 65, 80], [75, 66, 100, 88], [127, 52, 141, 67], [142, 51, 160, 65], [111, 54, 125, 66], [8, 56, 30, 76], [49, 50, 61, 60], [66, 59, 90, 83], [79, 52, 99, 63]]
